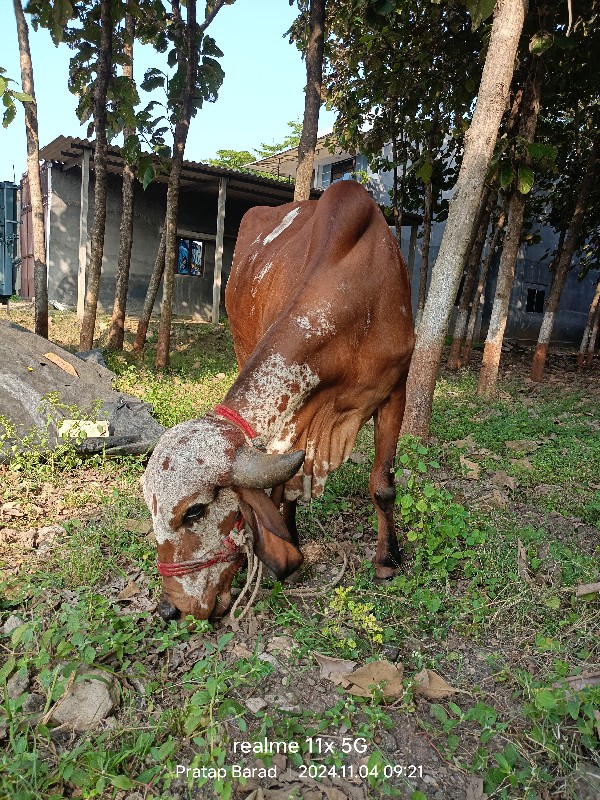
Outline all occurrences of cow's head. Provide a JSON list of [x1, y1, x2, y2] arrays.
[[142, 416, 305, 620]]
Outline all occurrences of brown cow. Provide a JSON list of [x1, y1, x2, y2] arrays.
[[143, 180, 414, 620]]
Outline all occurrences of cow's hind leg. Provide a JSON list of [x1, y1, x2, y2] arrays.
[[371, 384, 406, 579]]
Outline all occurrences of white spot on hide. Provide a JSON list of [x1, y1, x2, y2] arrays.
[[263, 207, 300, 245]]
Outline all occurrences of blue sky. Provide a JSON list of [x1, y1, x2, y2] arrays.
[[0, 0, 336, 181]]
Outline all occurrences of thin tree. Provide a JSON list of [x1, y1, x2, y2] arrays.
[[294, 0, 325, 202], [583, 299, 600, 367], [461, 203, 507, 365], [133, 228, 166, 353], [477, 62, 542, 399], [578, 274, 600, 368], [13, 0, 47, 338], [415, 110, 440, 328], [79, 0, 113, 351], [447, 187, 495, 369], [530, 130, 600, 381], [401, 0, 528, 438], [155, 0, 228, 368], [107, 12, 136, 351]]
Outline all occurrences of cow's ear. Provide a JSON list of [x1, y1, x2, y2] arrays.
[[253, 521, 304, 580], [235, 487, 303, 579]]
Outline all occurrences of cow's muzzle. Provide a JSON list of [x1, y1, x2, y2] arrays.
[[157, 596, 181, 621]]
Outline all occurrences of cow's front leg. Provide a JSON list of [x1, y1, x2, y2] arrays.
[[370, 384, 407, 579]]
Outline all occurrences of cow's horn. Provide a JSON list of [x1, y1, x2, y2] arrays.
[[230, 446, 305, 489]]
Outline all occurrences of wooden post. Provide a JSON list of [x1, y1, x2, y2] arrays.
[[212, 177, 227, 324], [77, 148, 90, 320]]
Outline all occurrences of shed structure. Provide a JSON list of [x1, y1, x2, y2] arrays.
[[22, 136, 321, 322]]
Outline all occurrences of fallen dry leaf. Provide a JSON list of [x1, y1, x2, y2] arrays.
[[557, 671, 600, 692], [491, 470, 516, 491], [1, 502, 24, 518], [338, 660, 404, 698], [452, 434, 477, 451], [43, 351, 79, 377], [505, 439, 538, 452], [123, 519, 153, 534], [575, 582, 600, 598], [232, 643, 254, 659], [460, 454, 481, 480], [324, 788, 350, 800], [517, 540, 533, 585], [413, 668, 456, 699], [117, 581, 140, 600], [510, 457, 533, 471], [245, 790, 266, 800], [595, 710, 600, 738], [465, 776, 487, 800], [314, 653, 356, 681], [477, 489, 508, 510], [267, 636, 295, 654]]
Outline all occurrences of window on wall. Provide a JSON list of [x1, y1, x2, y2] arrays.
[[525, 287, 545, 313], [176, 237, 205, 276], [331, 157, 356, 183]]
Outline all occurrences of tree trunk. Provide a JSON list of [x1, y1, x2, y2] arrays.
[[153, 0, 227, 367], [294, 0, 325, 202], [477, 64, 542, 400], [447, 188, 495, 370], [14, 0, 47, 338], [401, 0, 528, 438], [107, 13, 135, 351], [578, 274, 600, 369], [585, 303, 600, 367], [155, 0, 198, 368], [530, 132, 600, 381], [391, 127, 405, 248], [79, 0, 112, 351], [415, 176, 433, 328], [132, 228, 166, 353], [462, 204, 506, 365]]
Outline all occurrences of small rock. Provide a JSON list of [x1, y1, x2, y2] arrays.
[[380, 644, 400, 662], [22, 692, 44, 714], [2, 615, 23, 635], [51, 667, 117, 731], [6, 671, 29, 700], [245, 697, 268, 714], [76, 349, 107, 368], [257, 652, 278, 667], [570, 762, 600, 800]]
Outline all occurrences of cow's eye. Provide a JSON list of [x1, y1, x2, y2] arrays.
[[183, 503, 207, 523]]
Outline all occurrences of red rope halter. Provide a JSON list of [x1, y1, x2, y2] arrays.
[[213, 404, 266, 450], [157, 514, 246, 578]]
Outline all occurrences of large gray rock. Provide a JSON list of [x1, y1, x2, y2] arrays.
[[0, 321, 164, 460], [51, 667, 117, 731]]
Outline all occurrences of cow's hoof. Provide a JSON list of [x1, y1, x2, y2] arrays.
[[374, 565, 397, 580], [157, 597, 181, 621]]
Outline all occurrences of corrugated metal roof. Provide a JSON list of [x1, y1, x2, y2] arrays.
[[38, 136, 323, 204]]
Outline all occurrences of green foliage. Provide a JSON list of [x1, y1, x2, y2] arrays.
[[256, 119, 302, 158], [206, 149, 257, 170], [0, 68, 33, 127], [395, 438, 485, 579]]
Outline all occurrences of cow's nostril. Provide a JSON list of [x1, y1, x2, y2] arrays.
[[158, 597, 181, 621]]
